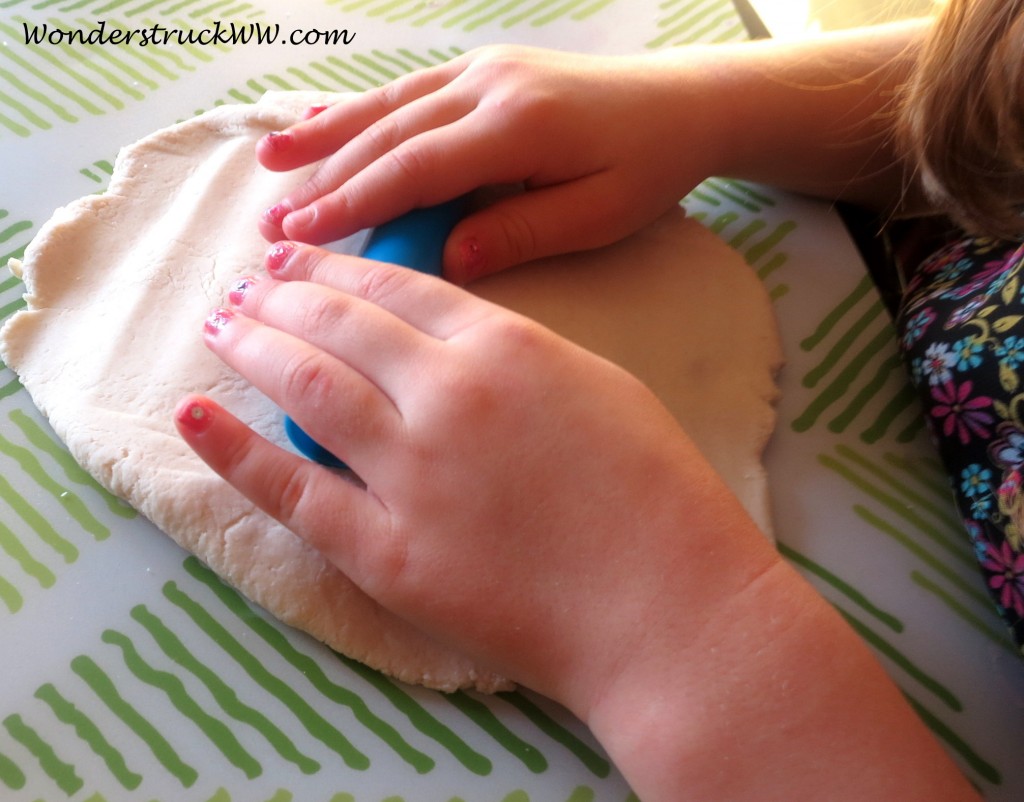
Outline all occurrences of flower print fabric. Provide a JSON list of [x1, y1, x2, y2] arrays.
[[897, 236, 1024, 651]]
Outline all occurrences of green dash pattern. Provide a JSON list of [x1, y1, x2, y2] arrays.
[[338, 655, 495, 776], [444, 691, 547, 773], [0, 2, 273, 138], [2, 713, 83, 796], [102, 628, 265, 780], [8, 409, 136, 520], [129, 604, 323, 775], [0, 429, 110, 540], [647, 0, 745, 47], [0, 745, 26, 791], [328, 0, 618, 32], [71, 654, 200, 788], [163, 579, 373, 771], [34, 682, 143, 791]]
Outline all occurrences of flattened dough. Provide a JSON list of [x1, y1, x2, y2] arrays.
[[0, 91, 783, 692]]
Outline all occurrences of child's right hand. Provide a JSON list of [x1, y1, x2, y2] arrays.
[[255, 45, 724, 283], [176, 242, 981, 802]]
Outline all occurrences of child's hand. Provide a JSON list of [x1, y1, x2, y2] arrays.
[[176, 243, 980, 801], [175, 241, 776, 714], [256, 46, 720, 283]]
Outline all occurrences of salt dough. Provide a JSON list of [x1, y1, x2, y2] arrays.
[[0, 91, 783, 692]]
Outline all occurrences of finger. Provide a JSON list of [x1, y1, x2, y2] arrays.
[[442, 173, 659, 282], [272, 93, 476, 243], [280, 110, 531, 245], [227, 269, 440, 396], [264, 242, 497, 338], [256, 59, 465, 172], [302, 103, 331, 120], [173, 394, 385, 569], [201, 307, 402, 466]]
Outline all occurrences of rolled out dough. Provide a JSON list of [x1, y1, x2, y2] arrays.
[[0, 91, 783, 692]]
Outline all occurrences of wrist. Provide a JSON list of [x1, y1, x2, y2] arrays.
[[583, 557, 980, 802], [652, 23, 927, 208], [634, 47, 742, 189]]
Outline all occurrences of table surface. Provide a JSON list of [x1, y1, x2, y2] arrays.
[[747, 0, 935, 37], [1, 2, 1023, 801]]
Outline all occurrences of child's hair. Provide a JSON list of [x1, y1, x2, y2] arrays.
[[897, 0, 1024, 239]]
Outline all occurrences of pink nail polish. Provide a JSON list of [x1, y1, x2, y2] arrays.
[[204, 307, 234, 335], [264, 131, 292, 151], [263, 203, 291, 227], [228, 276, 257, 306], [266, 241, 297, 273], [303, 104, 329, 119], [176, 398, 214, 434]]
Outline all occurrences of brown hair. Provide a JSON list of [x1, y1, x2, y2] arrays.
[[897, 0, 1024, 239]]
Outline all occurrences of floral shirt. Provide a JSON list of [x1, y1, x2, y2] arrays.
[[897, 235, 1024, 653]]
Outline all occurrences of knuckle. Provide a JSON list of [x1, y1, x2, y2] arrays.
[[489, 205, 538, 265], [342, 381, 393, 445], [360, 529, 410, 598], [469, 318, 555, 387], [298, 292, 347, 337], [382, 142, 432, 191], [268, 463, 311, 526], [354, 261, 416, 303], [280, 351, 335, 409], [470, 49, 551, 110], [362, 114, 403, 156], [430, 361, 505, 428], [492, 315, 550, 358], [373, 79, 404, 114], [470, 44, 528, 78], [215, 428, 310, 527]]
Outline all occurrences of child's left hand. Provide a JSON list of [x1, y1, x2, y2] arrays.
[[254, 46, 726, 283]]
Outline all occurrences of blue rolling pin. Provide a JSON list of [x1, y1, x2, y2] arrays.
[[284, 198, 467, 468]]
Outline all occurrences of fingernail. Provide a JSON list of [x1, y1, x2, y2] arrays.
[[228, 275, 257, 306], [264, 131, 292, 151], [459, 237, 485, 281], [263, 202, 291, 227], [303, 104, 329, 119], [266, 241, 297, 273], [204, 307, 234, 335], [176, 398, 214, 434]]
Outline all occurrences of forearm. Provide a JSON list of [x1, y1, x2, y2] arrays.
[[659, 19, 931, 215], [587, 557, 980, 801], [253, 25, 935, 276]]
